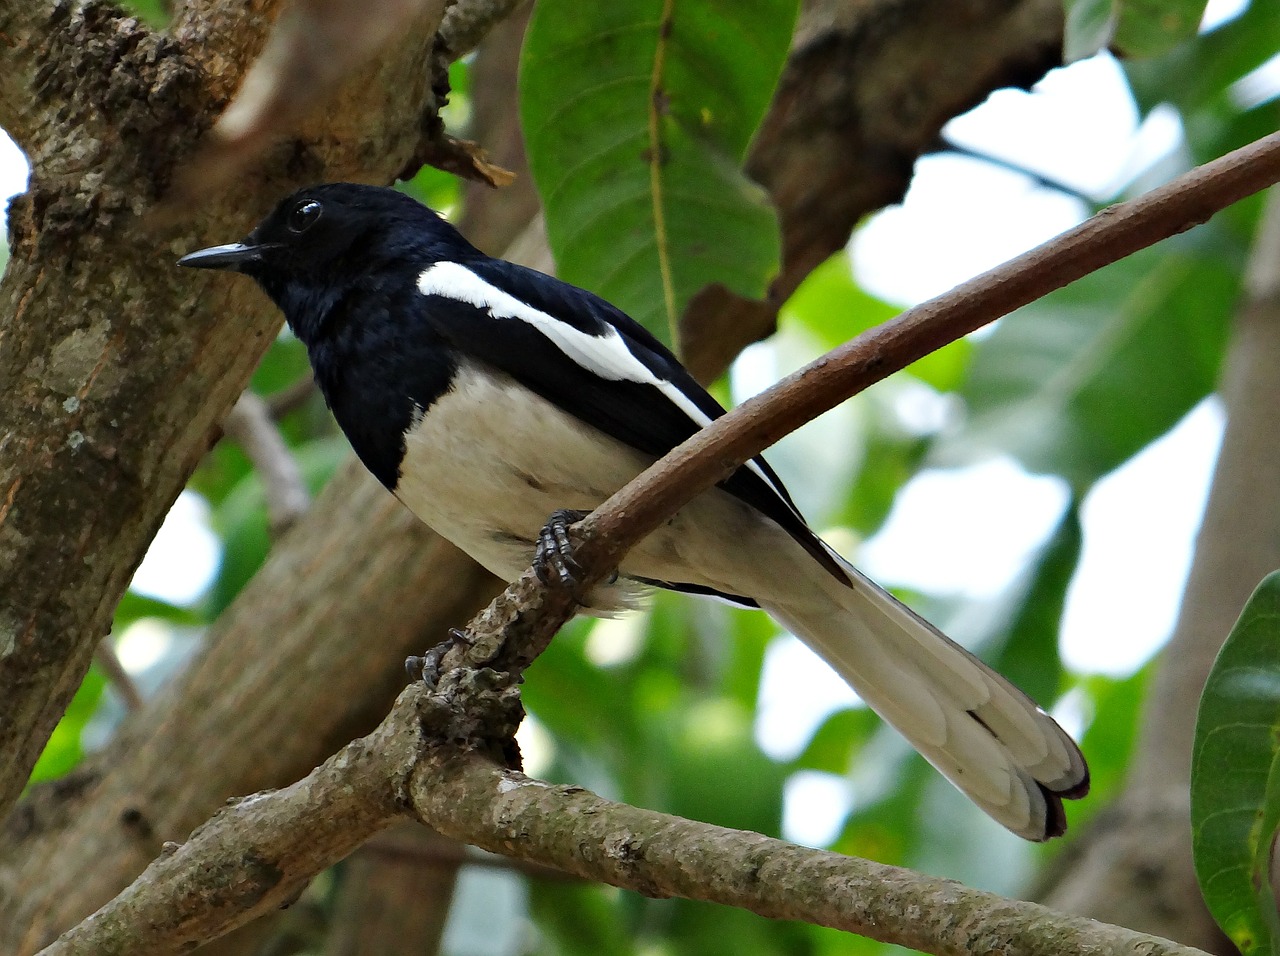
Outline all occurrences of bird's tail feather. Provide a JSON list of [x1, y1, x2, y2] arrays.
[[761, 558, 1089, 841]]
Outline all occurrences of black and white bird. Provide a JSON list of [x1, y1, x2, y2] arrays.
[[179, 183, 1088, 840]]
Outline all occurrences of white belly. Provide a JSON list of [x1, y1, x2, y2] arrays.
[[393, 363, 810, 612]]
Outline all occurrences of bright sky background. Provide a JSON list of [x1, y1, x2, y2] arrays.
[[1, 0, 1274, 853]]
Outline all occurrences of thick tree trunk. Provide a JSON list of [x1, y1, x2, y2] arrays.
[[0, 0, 448, 823]]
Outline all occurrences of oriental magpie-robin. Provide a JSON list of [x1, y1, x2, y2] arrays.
[[179, 183, 1087, 840]]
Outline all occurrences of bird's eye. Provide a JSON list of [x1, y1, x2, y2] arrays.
[[288, 200, 323, 234]]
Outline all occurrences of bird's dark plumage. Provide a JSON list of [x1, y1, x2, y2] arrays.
[[179, 183, 1088, 840]]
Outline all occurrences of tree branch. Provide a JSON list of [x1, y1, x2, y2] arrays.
[[0, 462, 501, 951], [681, 0, 1064, 379], [571, 131, 1280, 587], [42, 683, 1207, 956], [41, 690, 416, 956], [439, 0, 527, 59], [40, 125, 1280, 956], [417, 757, 1199, 956]]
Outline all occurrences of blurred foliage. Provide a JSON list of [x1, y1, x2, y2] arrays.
[[1192, 571, 1280, 955], [27, 666, 106, 784], [14, 1, 1279, 954], [116, 0, 168, 27], [520, 0, 798, 347], [932, 239, 1238, 493], [1064, 0, 1211, 61]]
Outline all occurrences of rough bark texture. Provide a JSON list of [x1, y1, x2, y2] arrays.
[[417, 758, 1203, 956], [0, 2, 1077, 950], [0, 462, 499, 952], [37, 675, 1213, 956], [0, 0, 447, 823]]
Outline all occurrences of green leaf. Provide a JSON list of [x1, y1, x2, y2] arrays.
[[207, 437, 349, 614], [115, 590, 204, 629], [1063, 0, 1118, 62], [666, 698, 785, 834], [934, 239, 1237, 492], [1192, 571, 1280, 955], [118, 0, 169, 26], [1127, 0, 1280, 118], [1071, 667, 1150, 829], [793, 706, 879, 774], [29, 666, 107, 784], [988, 504, 1079, 705], [520, 0, 797, 346], [1064, 0, 1209, 61], [1112, 0, 1210, 58], [836, 429, 928, 537]]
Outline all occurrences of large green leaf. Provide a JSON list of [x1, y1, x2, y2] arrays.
[[1127, 0, 1280, 119], [1064, 0, 1210, 61], [1192, 571, 1280, 956], [519, 0, 797, 346], [988, 505, 1079, 706], [932, 238, 1237, 492]]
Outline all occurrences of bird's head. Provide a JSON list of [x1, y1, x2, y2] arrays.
[[178, 183, 474, 342]]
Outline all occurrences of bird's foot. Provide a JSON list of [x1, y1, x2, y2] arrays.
[[534, 509, 588, 587], [406, 627, 472, 688]]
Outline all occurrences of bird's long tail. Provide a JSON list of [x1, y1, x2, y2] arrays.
[[760, 558, 1089, 841]]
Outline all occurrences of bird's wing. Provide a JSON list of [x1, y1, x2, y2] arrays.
[[413, 256, 848, 584]]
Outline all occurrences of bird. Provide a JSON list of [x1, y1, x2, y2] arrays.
[[179, 182, 1088, 840]]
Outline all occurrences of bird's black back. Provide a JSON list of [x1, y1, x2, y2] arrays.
[[231, 183, 847, 584]]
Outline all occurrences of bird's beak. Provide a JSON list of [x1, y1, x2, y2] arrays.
[[177, 241, 267, 272]]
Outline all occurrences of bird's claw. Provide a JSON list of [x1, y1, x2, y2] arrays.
[[534, 509, 587, 587], [406, 627, 472, 688]]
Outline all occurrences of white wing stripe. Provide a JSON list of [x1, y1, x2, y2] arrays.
[[417, 261, 791, 504]]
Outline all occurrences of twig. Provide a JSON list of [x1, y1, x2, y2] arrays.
[[571, 129, 1280, 580], [223, 391, 310, 537], [94, 640, 144, 714], [39, 129, 1280, 956], [263, 374, 316, 420], [439, 0, 527, 58]]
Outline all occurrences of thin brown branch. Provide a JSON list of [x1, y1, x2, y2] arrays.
[[93, 641, 143, 715], [264, 374, 317, 420], [572, 130, 1280, 584], [439, 0, 528, 58], [40, 129, 1280, 956], [223, 390, 311, 536]]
